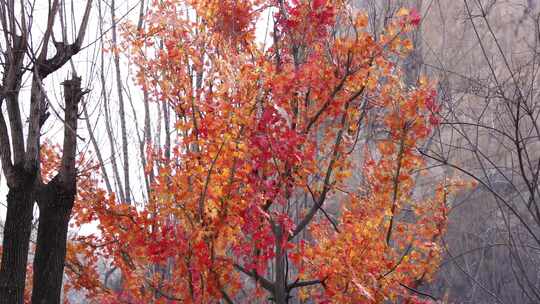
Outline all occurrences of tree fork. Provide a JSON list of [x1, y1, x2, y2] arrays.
[[32, 76, 83, 304]]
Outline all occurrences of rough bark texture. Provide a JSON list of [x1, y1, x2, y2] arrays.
[[31, 77, 82, 304], [0, 28, 30, 304], [273, 226, 288, 304], [0, 1, 91, 303], [0, 167, 36, 304], [31, 179, 74, 304]]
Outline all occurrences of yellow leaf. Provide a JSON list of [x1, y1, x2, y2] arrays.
[[396, 7, 410, 17]]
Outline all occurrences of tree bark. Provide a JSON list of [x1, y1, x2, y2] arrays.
[[0, 167, 37, 304], [31, 179, 74, 304], [273, 225, 288, 304], [111, 0, 131, 204], [0, 1, 92, 302], [97, 0, 125, 203], [31, 76, 82, 304]]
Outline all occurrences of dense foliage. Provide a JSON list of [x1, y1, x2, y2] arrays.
[[57, 1, 464, 303]]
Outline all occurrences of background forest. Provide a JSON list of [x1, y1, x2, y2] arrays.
[[0, 0, 538, 303]]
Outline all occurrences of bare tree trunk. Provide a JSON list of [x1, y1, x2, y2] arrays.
[[83, 102, 113, 194], [163, 101, 171, 160], [111, 0, 131, 204], [31, 76, 83, 303], [0, 27, 32, 304], [273, 225, 288, 304], [0, 167, 36, 304], [31, 181, 72, 304], [0, 0, 91, 301], [143, 88, 154, 192], [97, 0, 125, 203]]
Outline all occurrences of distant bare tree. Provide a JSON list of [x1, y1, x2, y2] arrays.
[[419, 1, 540, 302]]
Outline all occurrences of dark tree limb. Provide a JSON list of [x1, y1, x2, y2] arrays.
[[32, 76, 85, 304]]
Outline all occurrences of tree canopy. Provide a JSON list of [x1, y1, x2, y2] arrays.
[[57, 1, 464, 303]]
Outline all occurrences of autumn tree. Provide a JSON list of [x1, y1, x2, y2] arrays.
[[67, 0, 462, 303]]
